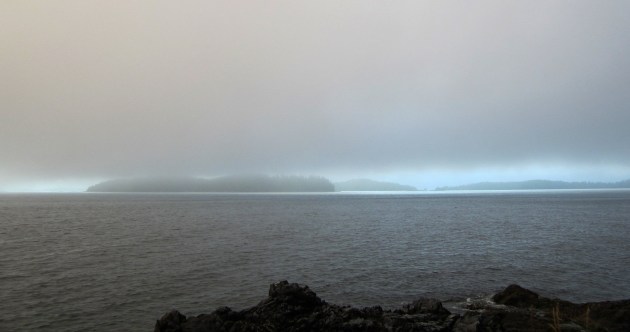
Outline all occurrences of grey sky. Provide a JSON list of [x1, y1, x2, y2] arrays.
[[2, 1, 630, 191]]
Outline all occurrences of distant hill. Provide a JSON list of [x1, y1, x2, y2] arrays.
[[334, 179, 417, 192], [435, 179, 630, 191], [86, 174, 335, 192]]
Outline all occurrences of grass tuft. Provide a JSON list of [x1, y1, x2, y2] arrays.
[[549, 303, 561, 332]]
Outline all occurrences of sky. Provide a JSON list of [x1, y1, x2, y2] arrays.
[[2, 1, 630, 192]]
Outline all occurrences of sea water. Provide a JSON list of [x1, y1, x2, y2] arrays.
[[1, 190, 629, 331]]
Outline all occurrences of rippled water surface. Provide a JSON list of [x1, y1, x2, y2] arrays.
[[1, 191, 630, 331]]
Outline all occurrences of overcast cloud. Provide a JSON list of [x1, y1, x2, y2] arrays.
[[2, 1, 630, 191]]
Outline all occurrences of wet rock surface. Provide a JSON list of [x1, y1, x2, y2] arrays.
[[155, 281, 630, 332]]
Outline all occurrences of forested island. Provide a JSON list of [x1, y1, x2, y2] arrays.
[[334, 178, 417, 191], [86, 175, 335, 192], [435, 179, 630, 191], [86, 175, 421, 193]]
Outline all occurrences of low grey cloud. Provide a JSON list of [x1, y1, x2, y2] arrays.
[[2, 1, 630, 190]]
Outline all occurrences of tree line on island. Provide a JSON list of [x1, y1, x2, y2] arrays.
[[86, 175, 419, 193], [87, 174, 416, 192], [333, 178, 417, 191], [87, 174, 335, 193]]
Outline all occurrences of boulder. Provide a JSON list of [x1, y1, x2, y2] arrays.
[[154, 310, 187, 332], [492, 284, 540, 307]]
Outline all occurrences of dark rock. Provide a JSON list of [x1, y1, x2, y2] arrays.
[[404, 298, 450, 317], [155, 310, 187, 332], [154, 281, 455, 332], [561, 300, 630, 332], [155, 282, 630, 332], [452, 313, 479, 332], [473, 308, 551, 332], [492, 284, 540, 307], [266, 280, 323, 309], [481, 285, 630, 332]]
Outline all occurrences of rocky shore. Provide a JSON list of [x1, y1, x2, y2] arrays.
[[155, 281, 630, 332]]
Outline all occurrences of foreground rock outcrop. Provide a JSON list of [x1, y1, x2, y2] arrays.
[[155, 281, 630, 332]]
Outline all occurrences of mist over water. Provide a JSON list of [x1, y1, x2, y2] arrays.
[[2, 190, 629, 331], [3, 1, 630, 189]]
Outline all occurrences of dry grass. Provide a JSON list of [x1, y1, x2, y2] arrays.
[[582, 305, 591, 330], [548, 303, 593, 332], [549, 303, 561, 332]]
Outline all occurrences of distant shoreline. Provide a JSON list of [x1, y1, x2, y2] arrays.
[[5, 177, 630, 194], [435, 179, 630, 191], [5, 187, 630, 195]]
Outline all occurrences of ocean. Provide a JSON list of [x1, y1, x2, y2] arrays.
[[1, 190, 629, 331]]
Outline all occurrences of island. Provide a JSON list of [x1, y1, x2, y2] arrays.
[[86, 174, 335, 193], [334, 178, 417, 192], [435, 179, 630, 191]]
